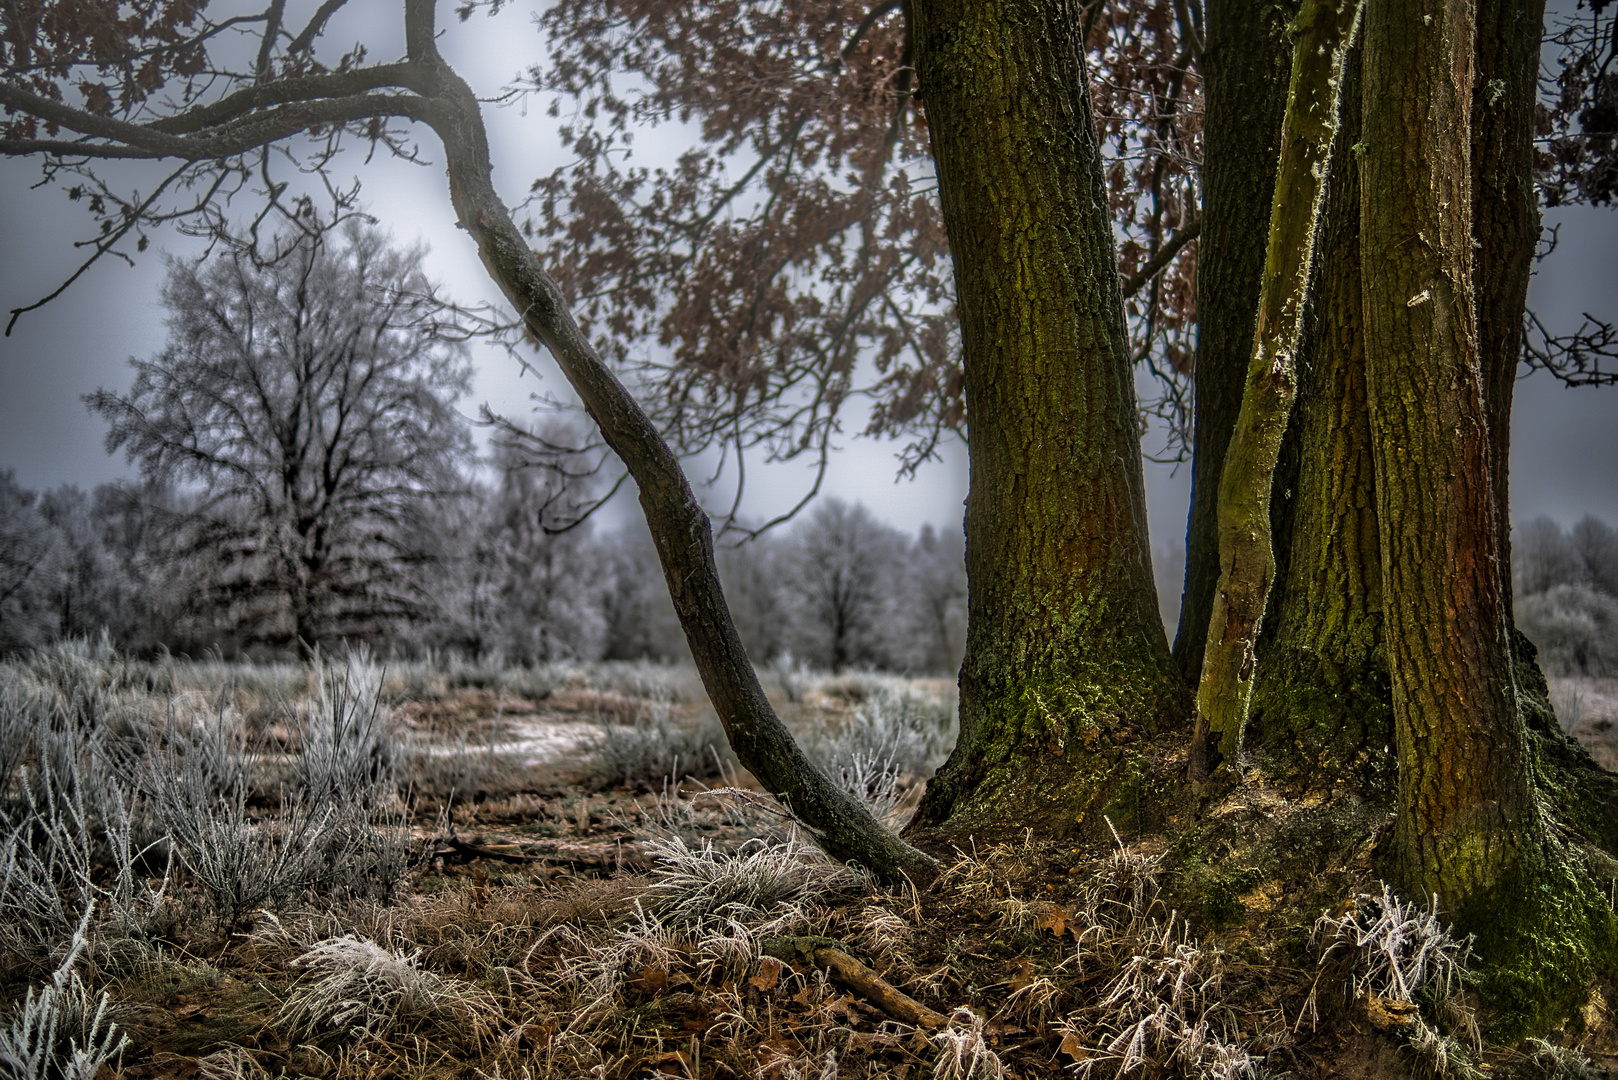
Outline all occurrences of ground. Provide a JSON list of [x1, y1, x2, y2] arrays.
[[1550, 676, 1618, 772], [1, 651, 1615, 1079]]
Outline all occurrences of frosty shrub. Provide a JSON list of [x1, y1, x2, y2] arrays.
[[1313, 884, 1481, 1077], [1313, 883, 1471, 1007], [580, 660, 705, 703], [0, 724, 169, 961], [588, 701, 730, 789], [126, 706, 342, 928], [291, 653, 400, 808], [0, 962, 128, 1080], [1049, 834, 1263, 1080], [807, 680, 954, 780], [640, 831, 862, 927], [1516, 583, 1618, 676], [797, 679, 956, 823]]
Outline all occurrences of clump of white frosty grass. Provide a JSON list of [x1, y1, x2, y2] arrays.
[[1313, 883, 1483, 1079], [276, 935, 496, 1045], [0, 933, 127, 1080]]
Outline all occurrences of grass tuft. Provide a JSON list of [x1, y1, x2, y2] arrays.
[[276, 935, 497, 1047]]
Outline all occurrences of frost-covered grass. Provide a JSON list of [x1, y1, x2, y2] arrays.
[[1, 642, 1605, 1079]]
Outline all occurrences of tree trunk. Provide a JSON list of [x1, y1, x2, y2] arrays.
[[1192, 0, 1364, 775], [1175, 0, 1299, 680], [1246, 41, 1392, 785], [399, 0, 940, 884], [1471, 0, 1543, 622], [906, 0, 1188, 839], [1360, 0, 1541, 906]]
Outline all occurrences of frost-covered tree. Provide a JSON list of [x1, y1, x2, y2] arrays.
[[900, 524, 967, 674], [781, 499, 907, 671], [1515, 515, 1618, 675], [715, 532, 788, 666], [1571, 515, 1618, 599], [86, 217, 474, 656], [1516, 515, 1588, 595], [600, 522, 688, 663], [0, 470, 58, 653], [481, 426, 610, 662]]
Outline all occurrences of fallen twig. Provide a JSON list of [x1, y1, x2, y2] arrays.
[[762, 935, 948, 1028]]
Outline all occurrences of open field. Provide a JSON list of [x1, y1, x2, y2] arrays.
[[1, 642, 1614, 1079], [1549, 677, 1618, 773]]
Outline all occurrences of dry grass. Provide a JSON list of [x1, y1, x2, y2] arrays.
[[1, 646, 1614, 1079]]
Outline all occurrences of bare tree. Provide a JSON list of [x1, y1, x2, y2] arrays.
[[1515, 515, 1588, 595], [86, 217, 474, 656], [715, 533, 789, 666], [782, 498, 907, 671], [1514, 514, 1618, 675], [901, 523, 967, 674], [600, 522, 689, 663], [484, 426, 610, 662], [1571, 514, 1618, 598]]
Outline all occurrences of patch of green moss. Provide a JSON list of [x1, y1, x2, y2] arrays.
[[1202, 865, 1266, 926], [1245, 649, 1394, 794], [1098, 754, 1147, 834], [1462, 851, 1618, 1040], [1162, 828, 1268, 927], [924, 666, 1173, 838]]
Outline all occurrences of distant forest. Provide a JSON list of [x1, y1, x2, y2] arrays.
[[2, 221, 1611, 676], [0, 468, 966, 672], [7, 457, 1616, 678]]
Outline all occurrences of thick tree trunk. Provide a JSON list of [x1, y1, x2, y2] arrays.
[[906, 0, 1187, 839], [1174, 0, 1298, 680], [1246, 42, 1392, 783], [1192, 0, 1363, 775], [1360, 0, 1541, 905]]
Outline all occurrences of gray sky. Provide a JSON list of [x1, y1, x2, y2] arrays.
[[1, 4, 1613, 556]]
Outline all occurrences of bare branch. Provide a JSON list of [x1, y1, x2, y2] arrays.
[[1122, 217, 1201, 299], [1522, 308, 1618, 386]]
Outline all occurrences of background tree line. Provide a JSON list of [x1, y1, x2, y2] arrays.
[[1514, 514, 1618, 677], [0, 466, 967, 671]]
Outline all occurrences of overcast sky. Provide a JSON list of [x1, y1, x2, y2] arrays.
[[1, 4, 1613, 559]]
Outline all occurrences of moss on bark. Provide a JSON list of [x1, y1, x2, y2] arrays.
[[1177, 0, 1300, 680], [907, 0, 1187, 838]]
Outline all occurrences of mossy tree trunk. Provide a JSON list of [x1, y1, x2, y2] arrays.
[[906, 0, 1188, 839], [1359, 0, 1542, 905], [1191, 0, 1364, 776], [1175, 0, 1298, 681], [1245, 42, 1392, 784]]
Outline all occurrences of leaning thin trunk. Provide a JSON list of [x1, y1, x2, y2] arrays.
[[1247, 42, 1392, 783], [399, 0, 939, 884], [1192, 0, 1364, 776], [1175, 0, 1298, 680]]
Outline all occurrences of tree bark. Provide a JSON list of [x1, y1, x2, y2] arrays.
[[1246, 42, 1392, 782], [1471, 0, 1543, 623], [1360, 0, 1541, 905], [1174, 0, 1299, 680], [906, 0, 1188, 839], [1192, 0, 1364, 776]]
